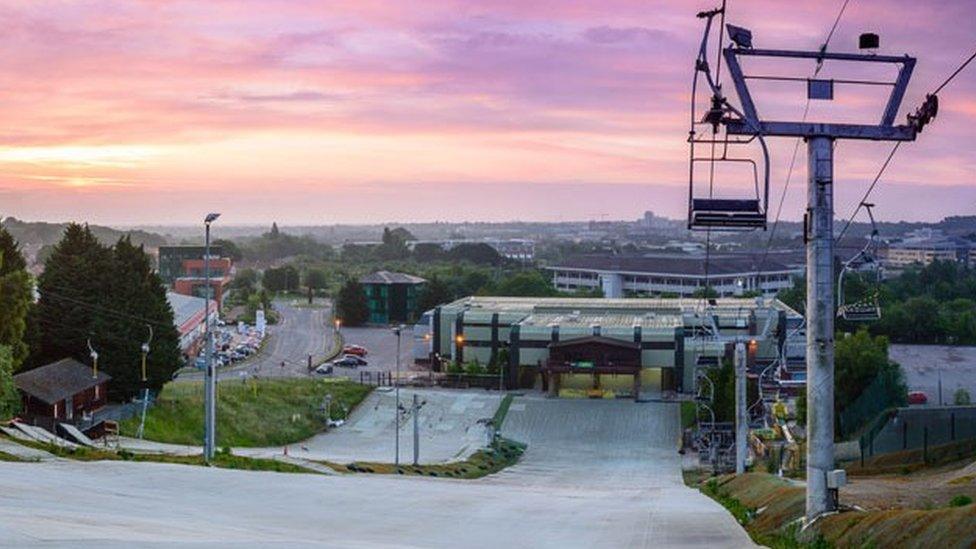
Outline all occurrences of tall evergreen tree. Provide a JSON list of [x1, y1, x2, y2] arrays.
[[0, 226, 32, 369], [101, 237, 182, 398], [0, 227, 28, 274], [336, 279, 369, 326], [418, 276, 452, 312], [0, 346, 19, 420], [34, 224, 114, 367], [34, 226, 181, 398]]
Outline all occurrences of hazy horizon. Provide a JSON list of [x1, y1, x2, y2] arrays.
[[2, 1, 973, 225]]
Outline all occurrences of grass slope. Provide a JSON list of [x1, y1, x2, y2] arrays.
[[121, 378, 371, 447], [698, 472, 976, 548]]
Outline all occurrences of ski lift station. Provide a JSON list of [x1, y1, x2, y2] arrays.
[[414, 296, 803, 397]]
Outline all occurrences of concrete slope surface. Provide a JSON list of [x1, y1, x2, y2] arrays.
[[0, 396, 753, 548]]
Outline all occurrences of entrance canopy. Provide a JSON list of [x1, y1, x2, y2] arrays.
[[544, 336, 641, 375]]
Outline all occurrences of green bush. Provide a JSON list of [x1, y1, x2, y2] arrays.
[[954, 388, 971, 406], [949, 495, 972, 507], [464, 361, 485, 375]]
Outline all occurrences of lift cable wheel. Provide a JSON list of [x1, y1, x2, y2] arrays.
[[837, 203, 883, 322]]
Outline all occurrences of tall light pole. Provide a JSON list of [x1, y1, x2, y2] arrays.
[[87, 338, 99, 379], [203, 212, 221, 462], [393, 324, 404, 466], [136, 324, 153, 440]]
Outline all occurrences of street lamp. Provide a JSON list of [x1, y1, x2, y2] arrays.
[[140, 324, 153, 383], [137, 324, 153, 439], [203, 212, 220, 462], [87, 339, 99, 379], [393, 324, 405, 466]]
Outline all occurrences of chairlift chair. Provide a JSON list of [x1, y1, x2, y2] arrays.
[[687, 11, 770, 231], [837, 203, 883, 322]]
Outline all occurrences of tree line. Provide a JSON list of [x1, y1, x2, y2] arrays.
[[0, 224, 182, 415], [778, 259, 976, 345]]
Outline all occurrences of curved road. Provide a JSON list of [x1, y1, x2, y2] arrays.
[[178, 299, 336, 381]]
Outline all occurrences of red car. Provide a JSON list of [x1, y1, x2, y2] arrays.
[[907, 391, 928, 405], [343, 345, 368, 357]]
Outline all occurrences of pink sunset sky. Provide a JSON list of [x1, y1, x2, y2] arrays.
[[0, 0, 973, 225]]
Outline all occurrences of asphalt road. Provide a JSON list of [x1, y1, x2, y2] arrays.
[[178, 299, 335, 381], [0, 397, 753, 548]]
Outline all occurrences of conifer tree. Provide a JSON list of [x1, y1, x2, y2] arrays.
[[0, 226, 32, 369], [34, 223, 113, 367]]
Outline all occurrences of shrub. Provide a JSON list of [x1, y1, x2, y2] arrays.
[[949, 495, 973, 507], [464, 361, 485, 376], [954, 388, 971, 406]]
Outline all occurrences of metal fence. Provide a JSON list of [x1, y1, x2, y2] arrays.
[[838, 369, 905, 439], [859, 406, 976, 460]]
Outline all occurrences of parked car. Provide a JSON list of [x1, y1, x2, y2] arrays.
[[314, 364, 334, 375], [908, 391, 928, 405], [343, 345, 368, 357], [331, 356, 367, 368], [341, 354, 368, 366]]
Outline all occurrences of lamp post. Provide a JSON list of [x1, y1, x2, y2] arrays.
[[203, 212, 220, 462], [87, 339, 98, 379], [136, 325, 153, 439], [393, 324, 404, 466]]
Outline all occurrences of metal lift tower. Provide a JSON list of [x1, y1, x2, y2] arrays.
[[688, 11, 923, 520]]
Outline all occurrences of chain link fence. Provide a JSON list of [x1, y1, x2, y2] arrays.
[[859, 406, 976, 460], [838, 369, 906, 439]]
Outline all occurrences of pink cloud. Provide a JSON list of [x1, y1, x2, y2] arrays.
[[0, 0, 972, 224]]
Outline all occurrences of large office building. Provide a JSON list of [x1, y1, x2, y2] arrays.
[[158, 246, 233, 307], [360, 271, 427, 325], [406, 238, 535, 262], [546, 253, 802, 298], [882, 229, 973, 269], [415, 296, 803, 397]]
